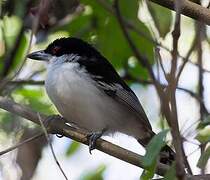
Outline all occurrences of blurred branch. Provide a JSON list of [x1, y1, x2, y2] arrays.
[[1, 26, 25, 78], [196, 21, 207, 174], [0, 132, 44, 156], [150, 0, 210, 25], [176, 36, 197, 84], [0, 96, 169, 176], [153, 174, 210, 180], [170, 0, 182, 80], [155, 48, 168, 82], [9, 80, 45, 86], [168, 1, 187, 178]]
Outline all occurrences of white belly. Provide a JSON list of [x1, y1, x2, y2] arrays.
[[45, 63, 130, 132]]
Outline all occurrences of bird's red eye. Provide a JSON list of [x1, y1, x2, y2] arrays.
[[52, 46, 61, 54]]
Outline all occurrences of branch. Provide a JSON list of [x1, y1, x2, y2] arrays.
[[0, 98, 210, 179], [153, 174, 210, 180], [168, 0, 187, 179], [176, 35, 197, 84], [150, 0, 210, 26], [1, 27, 25, 77], [0, 96, 169, 176], [0, 132, 44, 156], [9, 80, 45, 86], [196, 21, 207, 174]]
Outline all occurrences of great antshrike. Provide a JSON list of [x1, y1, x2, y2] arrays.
[[27, 37, 175, 165]]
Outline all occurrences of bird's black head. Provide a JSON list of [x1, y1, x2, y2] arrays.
[[27, 37, 131, 91], [27, 37, 102, 61], [45, 37, 101, 57]]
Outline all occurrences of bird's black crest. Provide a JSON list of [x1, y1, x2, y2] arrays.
[[45, 37, 102, 58]]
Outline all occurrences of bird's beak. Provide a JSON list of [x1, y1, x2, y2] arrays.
[[27, 50, 52, 61]]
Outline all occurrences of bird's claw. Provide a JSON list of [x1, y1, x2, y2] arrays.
[[44, 115, 66, 137], [86, 131, 103, 154]]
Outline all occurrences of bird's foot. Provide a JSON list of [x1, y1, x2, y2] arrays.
[[86, 130, 105, 154], [44, 115, 66, 137]]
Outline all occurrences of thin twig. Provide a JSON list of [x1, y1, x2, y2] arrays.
[[183, 138, 200, 147], [196, 21, 206, 174], [155, 47, 168, 82], [0, 132, 44, 156], [176, 36, 197, 84], [186, 146, 200, 157], [27, 69, 45, 79], [37, 113, 69, 180], [155, 48, 161, 82], [9, 80, 45, 86], [1, 27, 25, 77], [168, 0, 187, 178]]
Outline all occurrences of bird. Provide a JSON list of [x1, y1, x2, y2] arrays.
[[27, 37, 175, 165]]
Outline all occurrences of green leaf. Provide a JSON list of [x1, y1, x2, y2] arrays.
[[11, 33, 29, 74], [196, 127, 210, 144], [13, 88, 53, 114], [197, 146, 210, 169], [119, 0, 139, 19], [147, 2, 172, 38], [127, 56, 148, 80], [66, 141, 80, 157], [54, 12, 92, 39], [0, 111, 21, 133], [140, 160, 156, 180], [142, 129, 169, 168], [80, 164, 106, 180], [2, 16, 22, 48], [197, 116, 210, 129]]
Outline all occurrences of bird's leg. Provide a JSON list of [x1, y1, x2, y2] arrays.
[[86, 128, 106, 154], [44, 115, 67, 137]]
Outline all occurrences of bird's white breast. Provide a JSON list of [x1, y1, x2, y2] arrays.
[[45, 61, 124, 132]]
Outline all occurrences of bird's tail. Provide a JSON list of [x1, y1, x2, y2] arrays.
[[137, 137, 175, 165]]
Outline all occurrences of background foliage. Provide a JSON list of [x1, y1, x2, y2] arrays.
[[0, 0, 210, 179]]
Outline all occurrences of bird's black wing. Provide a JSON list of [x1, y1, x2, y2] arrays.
[[79, 56, 152, 130], [95, 80, 152, 130]]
